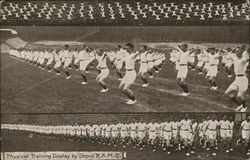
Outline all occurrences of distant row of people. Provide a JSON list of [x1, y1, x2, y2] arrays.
[[2, 115, 250, 156], [9, 43, 249, 111]]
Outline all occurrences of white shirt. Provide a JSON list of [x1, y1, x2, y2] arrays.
[[218, 120, 230, 130], [178, 50, 190, 65], [120, 124, 128, 131], [161, 122, 172, 131], [116, 49, 125, 60], [209, 53, 220, 65], [231, 55, 249, 75], [179, 119, 192, 131], [206, 120, 218, 130], [97, 54, 107, 68], [125, 52, 136, 70], [130, 123, 137, 131], [138, 123, 147, 131], [171, 122, 179, 130], [78, 50, 89, 60], [241, 120, 250, 130], [140, 52, 148, 62], [148, 123, 159, 131]]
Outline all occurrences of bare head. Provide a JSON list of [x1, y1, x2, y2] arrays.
[[212, 115, 216, 121], [226, 48, 232, 52], [96, 49, 104, 56], [179, 44, 188, 52], [184, 113, 189, 120], [140, 45, 148, 52], [116, 45, 122, 50], [81, 44, 86, 49], [229, 116, 233, 122], [124, 43, 134, 54], [222, 115, 227, 121], [64, 44, 69, 50], [236, 47, 244, 58], [209, 47, 216, 55]]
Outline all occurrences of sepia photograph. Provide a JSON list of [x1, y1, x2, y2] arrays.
[[1, 0, 249, 159]]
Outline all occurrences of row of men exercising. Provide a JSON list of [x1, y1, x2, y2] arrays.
[[2, 115, 250, 156]]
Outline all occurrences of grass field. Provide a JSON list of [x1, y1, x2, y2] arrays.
[[1, 130, 249, 160], [1, 44, 250, 113]]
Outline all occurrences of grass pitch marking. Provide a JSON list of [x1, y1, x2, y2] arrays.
[[8, 56, 234, 111], [85, 72, 234, 111], [7, 75, 58, 100]]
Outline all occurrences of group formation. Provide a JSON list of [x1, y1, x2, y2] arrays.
[[1, 0, 249, 25], [2, 115, 250, 156], [9, 43, 249, 111]]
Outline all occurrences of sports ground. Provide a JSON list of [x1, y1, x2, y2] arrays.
[[1, 26, 249, 113], [1, 45, 250, 113]]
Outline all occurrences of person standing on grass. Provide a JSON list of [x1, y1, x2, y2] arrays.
[[175, 44, 199, 96], [239, 116, 250, 156], [45, 49, 54, 72], [138, 45, 149, 87], [95, 49, 109, 93], [53, 49, 63, 75], [225, 47, 249, 112], [218, 115, 231, 153], [114, 45, 125, 80], [204, 115, 219, 156], [178, 114, 193, 156], [78, 46, 91, 85], [161, 119, 173, 154], [61, 45, 73, 79], [119, 43, 141, 104], [205, 48, 221, 91]]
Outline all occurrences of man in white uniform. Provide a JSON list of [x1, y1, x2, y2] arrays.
[[53, 49, 63, 75], [95, 123, 101, 143], [179, 114, 193, 156], [224, 48, 234, 78], [119, 43, 141, 104], [114, 45, 125, 80], [161, 119, 172, 154], [129, 121, 138, 148], [105, 123, 112, 145], [176, 44, 198, 96], [171, 117, 180, 150], [137, 120, 147, 150], [120, 122, 129, 148], [80, 124, 87, 142], [111, 123, 119, 147], [62, 45, 73, 79], [96, 49, 109, 93], [138, 46, 149, 87], [72, 47, 80, 71], [204, 115, 219, 156], [240, 116, 250, 156], [78, 45, 91, 85], [218, 115, 231, 153], [188, 49, 196, 70], [146, 50, 155, 78], [205, 48, 221, 90], [196, 50, 205, 74], [225, 47, 249, 112], [45, 49, 55, 72], [148, 120, 160, 152]]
